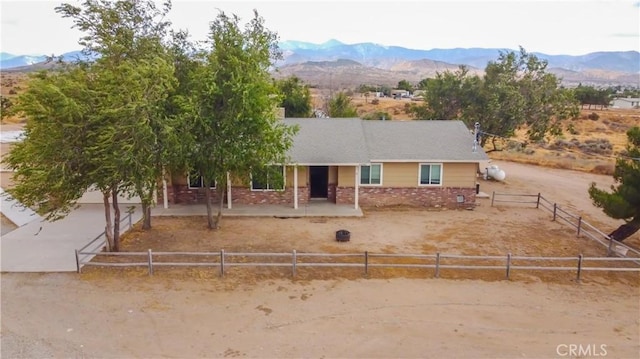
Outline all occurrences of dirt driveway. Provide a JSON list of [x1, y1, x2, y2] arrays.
[[2, 160, 639, 358]]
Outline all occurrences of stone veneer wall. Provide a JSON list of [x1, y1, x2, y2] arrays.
[[231, 187, 309, 205], [328, 184, 337, 203], [163, 184, 475, 208], [336, 186, 476, 209]]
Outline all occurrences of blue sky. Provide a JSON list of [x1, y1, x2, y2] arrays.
[[1, 0, 639, 56]]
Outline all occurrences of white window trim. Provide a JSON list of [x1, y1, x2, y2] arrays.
[[187, 175, 216, 189], [359, 163, 383, 186], [251, 165, 286, 192], [418, 163, 443, 187]]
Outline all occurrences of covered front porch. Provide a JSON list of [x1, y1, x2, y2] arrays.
[[153, 200, 363, 218]]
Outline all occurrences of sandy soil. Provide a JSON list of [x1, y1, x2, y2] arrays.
[[2, 160, 639, 358], [2, 274, 638, 358]]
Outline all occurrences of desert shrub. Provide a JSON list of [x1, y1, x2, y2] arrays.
[[8, 89, 17, 95], [591, 164, 615, 176], [362, 111, 392, 121], [566, 123, 579, 135], [371, 98, 379, 105], [588, 112, 599, 121]]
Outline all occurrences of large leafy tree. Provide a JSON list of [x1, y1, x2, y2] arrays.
[[186, 11, 297, 229], [328, 92, 358, 117], [4, 0, 175, 251], [275, 75, 312, 117], [407, 48, 579, 151], [589, 127, 640, 242]]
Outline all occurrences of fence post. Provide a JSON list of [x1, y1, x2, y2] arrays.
[[491, 192, 495, 207], [536, 193, 541, 209], [435, 252, 440, 278], [577, 217, 582, 237], [220, 249, 225, 277], [576, 254, 583, 282], [75, 249, 81, 274], [607, 236, 614, 257], [128, 213, 132, 230], [364, 251, 369, 276], [148, 249, 153, 276], [553, 203, 557, 221], [506, 253, 511, 280], [292, 249, 297, 278]]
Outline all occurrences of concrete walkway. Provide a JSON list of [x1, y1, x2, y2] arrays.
[[1, 201, 361, 273], [154, 201, 364, 217], [1, 204, 141, 272], [0, 187, 41, 226]]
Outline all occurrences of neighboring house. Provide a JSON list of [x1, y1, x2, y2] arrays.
[[162, 119, 488, 210], [390, 89, 410, 99], [610, 97, 640, 109]]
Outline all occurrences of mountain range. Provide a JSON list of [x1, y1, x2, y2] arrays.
[[2, 40, 639, 87]]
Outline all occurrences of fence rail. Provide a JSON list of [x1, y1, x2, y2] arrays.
[[75, 249, 640, 282], [74, 212, 133, 272], [491, 192, 640, 259]]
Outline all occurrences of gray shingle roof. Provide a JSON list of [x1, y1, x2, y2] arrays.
[[282, 118, 488, 165], [283, 118, 369, 165]]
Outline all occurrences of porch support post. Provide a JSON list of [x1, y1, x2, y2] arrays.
[[162, 167, 168, 209], [226, 172, 232, 209], [294, 165, 299, 209], [354, 165, 359, 210]]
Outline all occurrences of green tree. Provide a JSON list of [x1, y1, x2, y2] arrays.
[[408, 48, 579, 151], [328, 92, 358, 117], [589, 127, 640, 242], [397, 79, 413, 92], [3, 0, 176, 252], [186, 11, 297, 229], [407, 66, 470, 120], [275, 75, 312, 117], [0, 95, 13, 121], [57, 0, 176, 237]]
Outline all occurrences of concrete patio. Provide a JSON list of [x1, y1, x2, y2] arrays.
[[154, 200, 364, 217]]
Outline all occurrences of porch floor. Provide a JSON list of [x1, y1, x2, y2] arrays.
[[153, 201, 363, 218]]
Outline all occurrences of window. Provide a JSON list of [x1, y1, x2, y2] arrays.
[[188, 172, 215, 189], [251, 166, 284, 191], [360, 164, 382, 185], [419, 163, 442, 185]]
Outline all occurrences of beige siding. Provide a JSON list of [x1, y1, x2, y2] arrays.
[[382, 163, 418, 187], [328, 166, 338, 185], [442, 162, 477, 187], [338, 166, 356, 187], [285, 166, 308, 188]]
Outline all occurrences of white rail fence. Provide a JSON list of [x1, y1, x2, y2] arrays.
[[491, 192, 640, 259], [75, 249, 640, 282]]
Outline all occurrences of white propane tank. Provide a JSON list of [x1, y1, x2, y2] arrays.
[[486, 165, 506, 181]]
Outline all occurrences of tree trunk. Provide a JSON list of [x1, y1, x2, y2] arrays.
[[103, 191, 114, 252], [609, 219, 640, 242], [141, 203, 151, 230], [215, 186, 225, 229], [205, 187, 216, 229], [112, 190, 121, 252]]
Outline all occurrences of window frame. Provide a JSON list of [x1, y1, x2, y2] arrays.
[[418, 163, 443, 186], [187, 173, 216, 189], [251, 165, 285, 192], [359, 163, 383, 186]]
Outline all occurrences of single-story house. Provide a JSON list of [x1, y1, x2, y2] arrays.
[[610, 97, 640, 109], [161, 119, 489, 210]]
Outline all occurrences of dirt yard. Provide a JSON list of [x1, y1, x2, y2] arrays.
[[2, 160, 639, 358]]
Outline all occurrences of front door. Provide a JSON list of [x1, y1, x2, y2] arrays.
[[309, 166, 329, 199]]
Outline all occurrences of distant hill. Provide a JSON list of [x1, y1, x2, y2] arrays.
[[278, 39, 640, 74], [0, 51, 95, 70]]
